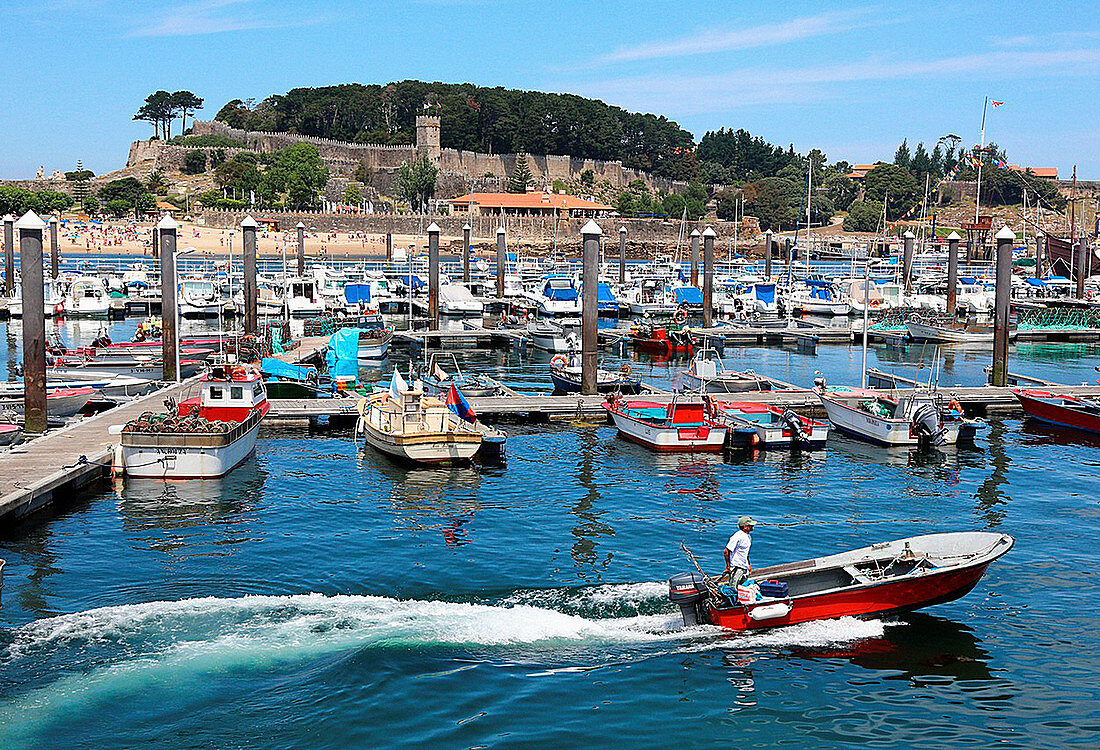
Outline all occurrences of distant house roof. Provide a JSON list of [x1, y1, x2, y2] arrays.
[[845, 164, 885, 180], [1008, 165, 1058, 179], [155, 200, 178, 211], [449, 192, 613, 211]]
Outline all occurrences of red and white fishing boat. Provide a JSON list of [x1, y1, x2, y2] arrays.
[[712, 401, 829, 449], [1014, 389, 1100, 434], [0, 386, 96, 418], [119, 364, 269, 479], [603, 396, 728, 452], [669, 531, 1013, 631]]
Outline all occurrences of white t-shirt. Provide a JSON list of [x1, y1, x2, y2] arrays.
[[726, 529, 752, 570]]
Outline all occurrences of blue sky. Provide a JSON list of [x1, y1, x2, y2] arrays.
[[2, 0, 1098, 179]]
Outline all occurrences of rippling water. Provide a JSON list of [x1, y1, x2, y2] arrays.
[[1, 315, 1099, 748]]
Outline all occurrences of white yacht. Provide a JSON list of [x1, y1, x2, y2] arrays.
[[439, 282, 484, 316], [283, 278, 325, 317], [63, 277, 111, 318], [178, 278, 224, 318], [8, 279, 65, 317]]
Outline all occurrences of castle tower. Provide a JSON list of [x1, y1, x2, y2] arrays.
[[416, 115, 441, 164]]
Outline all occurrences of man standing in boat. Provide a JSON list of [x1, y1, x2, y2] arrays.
[[723, 516, 756, 585]]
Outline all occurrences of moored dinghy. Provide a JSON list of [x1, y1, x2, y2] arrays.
[[711, 400, 829, 449], [678, 349, 772, 393], [817, 386, 978, 447], [1013, 389, 1100, 434], [669, 531, 1014, 631], [604, 396, 728, 452]]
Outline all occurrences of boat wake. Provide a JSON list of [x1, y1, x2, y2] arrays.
[[0, 588, 886, 730]]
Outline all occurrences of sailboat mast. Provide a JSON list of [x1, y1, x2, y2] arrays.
[[974, 96, 988, 227]]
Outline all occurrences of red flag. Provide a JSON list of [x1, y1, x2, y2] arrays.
[[990, 100, 1005, 108]]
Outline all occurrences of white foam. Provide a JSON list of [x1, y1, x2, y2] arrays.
[[501, 581, 669, 612]]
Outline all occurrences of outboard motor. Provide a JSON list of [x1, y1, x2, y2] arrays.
[[668, 572, 711, 627], [780, 408, 809, 443], [911, 403, 946, 446]]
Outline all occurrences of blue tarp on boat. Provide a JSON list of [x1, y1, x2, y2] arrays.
[[755, 283, 776, 305], [399, 275, 425, 289], [344, 283, 371, 304], [325, 328, 360, 383], [261, 357, 317, 382], [1025, 277, 1047, 287], [674, 287, 703, 305], [543, 280, 578, 301]]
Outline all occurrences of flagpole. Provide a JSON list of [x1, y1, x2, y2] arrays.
[[974, 96, 988, 227]]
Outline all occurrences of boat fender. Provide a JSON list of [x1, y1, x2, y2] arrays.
[[747, 602, 792, 621]]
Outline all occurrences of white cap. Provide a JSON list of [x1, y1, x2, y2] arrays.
[[619, 226, 627, 234], [702, 226, 716, 238], [2, 214, 14, 223], [296, 221, 306, 229], [995, 226, 1016, 240], [462, 223, 471, 231], [903, 230, 915, 239], [497, 226, 506, 235], [15, 211, 46, 231], [240, 216, 258, 228], [156, 214, 178, 230], [690, 228, 700, 237], [426, 222, 440, 233], [581, 219, 602, 236], [946, 231, 962, 241]]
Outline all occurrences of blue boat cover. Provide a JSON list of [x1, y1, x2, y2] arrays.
[[597, 282, 617, 304], [261, 357, 317, 381], [959, 276, 978, 285], [543, 280, 578, 301], [1024, 277, 1047, 287], [344, 283, 371, 304], [755, 283, 776, 305], [674, 287, 703, 304], [399, 274, 425, 289], [325, 328, 360, 383]]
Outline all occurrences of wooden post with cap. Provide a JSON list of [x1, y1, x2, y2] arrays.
[[427, 222, 440, 328], [3, 214, 14, 295], [17, 212, 47, 434], [496, 227, 506, 299], [764, 228, 772, 279], [702, 227, 716, 327], [462, 223, 471, 283], [689, 228, 700, 287], [581, 220, 601, 395], [902, 230, 915, 294], [49, 215, 60, 280], [618, 226, 627, 284], [946, 231, 961, 315], [241, 216, 258, 335], [296, 221, 306, 277], [991, 226, 1015, 386], [158, 215, 179, 382]]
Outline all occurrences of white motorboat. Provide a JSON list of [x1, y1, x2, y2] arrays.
[[355, 374, 483, 465], [786, 281, 851, 316], [905, 321, 997, 344], [440, 282, 485, 316], [534, 276, 581, 317], [626, 278, 678, 316], [62, 277, 110, 318], [7, 280, 65, 318], [678, 349, 773, 393], [178, 278, 223, 318], [527, 320, 577, 352], [120, 364, 269, 479], [817, 387, 978, 446], [283, 278, 326, 317]]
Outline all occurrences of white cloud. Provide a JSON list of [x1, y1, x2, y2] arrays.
[[598, 9, 878, 64], [130, 0, 320, 37]]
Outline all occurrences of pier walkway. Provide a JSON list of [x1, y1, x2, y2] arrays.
[[0, 378, 199, 524]]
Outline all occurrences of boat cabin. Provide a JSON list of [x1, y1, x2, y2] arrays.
[[179, 366, 268, 422]]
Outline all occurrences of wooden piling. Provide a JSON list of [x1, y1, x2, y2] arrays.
[[581, 220, 601, 394], [427, 222, 440, 328], [496, 227, 506, 299], [3, 215, 13, 295], [946, 231, 961, 314], [49, 216, 59, 280], [241, 216, 258, 335], [902, 230, 915, 294], [618, 226, 627, 284], [158, 215, 179, 382], [991, 226, 1015, 387], [385, 232, 392, 262], [764, 229, 772, 279], [17, 212, 47, 434], [1035, 232, 1045, 277], [296, 221, 306, 277], [689, 228, 700, 287], [702, 227, 716, 327], [462, 223, 471, 283], [1076, 238, 1087, 299]]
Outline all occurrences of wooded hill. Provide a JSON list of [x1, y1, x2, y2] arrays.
[[214, 81, 698, 180]]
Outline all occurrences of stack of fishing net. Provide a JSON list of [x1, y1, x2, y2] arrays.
[[124, 411, 233, 434]]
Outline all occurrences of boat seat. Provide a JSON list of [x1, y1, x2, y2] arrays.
[[843, 565, 873, 584]]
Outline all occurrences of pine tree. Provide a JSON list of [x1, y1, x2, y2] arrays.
[[507, 153, 532, 193], [894, 140, 911, 171]]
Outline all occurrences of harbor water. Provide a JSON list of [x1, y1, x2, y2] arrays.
[[2, 315, 1100, 748]]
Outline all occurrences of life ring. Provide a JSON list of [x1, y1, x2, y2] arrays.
[[948, 399, 963, 416], [619, 363, 632, 376], [550, 355, 569, 370], [673, 307, 688, 324]]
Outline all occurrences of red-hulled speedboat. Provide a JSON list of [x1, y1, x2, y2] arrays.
[[1013, 389, 1100, 434], [669, 531, 1013, 631], [604, 397, 728, 452], [630, 325, 694, 357]]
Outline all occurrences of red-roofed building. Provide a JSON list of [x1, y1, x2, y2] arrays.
[[448, 192, 613, 218], [845, 164, 885, 181], [1008, 165, 1058, 180]]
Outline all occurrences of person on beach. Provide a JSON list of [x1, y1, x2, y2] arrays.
[[723, 516, 756, 585]]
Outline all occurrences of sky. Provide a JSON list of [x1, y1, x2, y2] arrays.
[[1, 0, 1098, 180]]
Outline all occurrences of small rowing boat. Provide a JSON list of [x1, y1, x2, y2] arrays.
[[669, 531, 1013, 631], [1013, 389, 1100, 434], [711, 400, 829, 449], [604, 396, 727, 452]]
